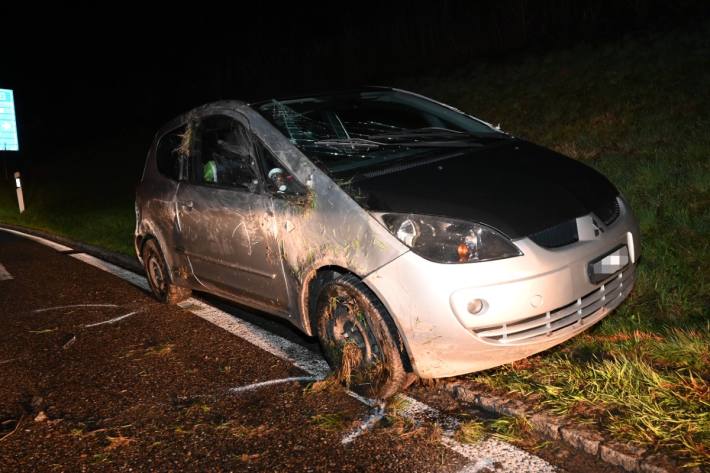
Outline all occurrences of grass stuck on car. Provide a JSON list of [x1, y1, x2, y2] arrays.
[[135, 87, 640, 399]]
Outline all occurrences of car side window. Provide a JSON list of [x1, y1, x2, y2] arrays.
[[155, 124, 187, 181], [194, 115, 259, 191]]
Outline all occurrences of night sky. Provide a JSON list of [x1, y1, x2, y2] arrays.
[[3, 2, 708, 164]]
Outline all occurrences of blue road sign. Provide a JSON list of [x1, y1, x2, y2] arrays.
[[0, 89, 19, 151]]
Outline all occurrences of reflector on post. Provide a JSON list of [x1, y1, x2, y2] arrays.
[[14, 171, 24, 213]]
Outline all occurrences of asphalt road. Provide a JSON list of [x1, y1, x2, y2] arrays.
[[0, 229, 623, 472]]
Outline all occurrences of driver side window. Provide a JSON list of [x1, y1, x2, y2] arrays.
[[194, 115, 259, 191]]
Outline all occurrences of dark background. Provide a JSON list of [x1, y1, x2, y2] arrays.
[[2, 1, 708, 165]]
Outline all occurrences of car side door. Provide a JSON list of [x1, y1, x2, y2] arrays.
[[175, 111, 291, 314]]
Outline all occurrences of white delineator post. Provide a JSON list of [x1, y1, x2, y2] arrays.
[[14, 171, 24, 213]]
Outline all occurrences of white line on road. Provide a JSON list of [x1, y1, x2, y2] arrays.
[[84, 311, 139, 328], [69, 253, 149, 290], [229, 376, 321, 394], [177, 298, 332, 377], [0, 263, 12, 281], [457, 458, 496, 473], [402, 396, 556, 472], [341, 405, 386, 445], [34, 304, 120, 313], [3, 228, 557, 472], [0, 227, 73, 252]]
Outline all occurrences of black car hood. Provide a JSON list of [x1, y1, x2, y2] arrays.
[[348, 139, 618, 239]]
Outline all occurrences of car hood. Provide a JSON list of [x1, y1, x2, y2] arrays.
[[348, 139, 618, 240]]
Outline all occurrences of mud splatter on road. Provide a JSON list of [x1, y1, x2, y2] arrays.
[[0, 230, 468, 472]]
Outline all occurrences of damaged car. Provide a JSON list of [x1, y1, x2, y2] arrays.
[[135, 87, 640, 398]]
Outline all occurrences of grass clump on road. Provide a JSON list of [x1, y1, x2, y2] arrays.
[[310, 413, 346, 432], [454, 420, 486, 444]]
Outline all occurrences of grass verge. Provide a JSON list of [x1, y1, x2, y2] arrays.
[[0, 147, 142, 256], [408, 24, 710, 466]]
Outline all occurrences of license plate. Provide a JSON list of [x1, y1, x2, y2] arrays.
[[588, 245, 629, 284]]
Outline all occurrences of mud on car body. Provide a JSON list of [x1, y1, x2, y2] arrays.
[[135, 87, 640, 398]]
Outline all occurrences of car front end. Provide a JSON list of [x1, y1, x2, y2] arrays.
[[364, 195, 640, 378]]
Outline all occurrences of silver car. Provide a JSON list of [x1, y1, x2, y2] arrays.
[[135, 87, 640, 398]]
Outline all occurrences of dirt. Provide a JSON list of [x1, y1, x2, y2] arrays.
[[408, 384, 630, 473], [0, 231, 467, 472]]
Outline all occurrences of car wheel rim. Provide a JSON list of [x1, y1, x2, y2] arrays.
[[148, 255, 166, 295], [323, 291, 384, 385]]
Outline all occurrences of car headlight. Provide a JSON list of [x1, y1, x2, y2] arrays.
[[376, 213, 522, 263]]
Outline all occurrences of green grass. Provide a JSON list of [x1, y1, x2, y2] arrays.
[[407, 25, 710, 466], [1, 23, 708, 466], [309, 413, 346, 432], [0, 148, 141, 255], [488, 416, 533, 445], [454, 419, 486, 444], [472, 332, 709, 465]]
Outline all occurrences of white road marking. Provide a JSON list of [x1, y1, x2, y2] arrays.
[[401, 397, 556, 472], [457, 458, 496, 473], [34, 304, 119, 313], [0, 227, 73, 252], [84, 311, 139, 328], [453, 438, 556, 472], [229, 376, 321, 394], [341, 405, 386, 445], [62, 335, 77, 350], [177, 298, 331, 377], [3, 228, 556, 472], [69, 253, 149, 290], [0, 263, 12, 281]]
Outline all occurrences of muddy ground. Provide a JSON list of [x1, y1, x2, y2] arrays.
[[0, 230, 632, 473], [0, 231, 466, 472]]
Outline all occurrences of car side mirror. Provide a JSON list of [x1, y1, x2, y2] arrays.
[[267, 167, 307, 199]]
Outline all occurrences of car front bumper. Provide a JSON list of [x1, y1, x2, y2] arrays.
[[363, 198, 640, 378]]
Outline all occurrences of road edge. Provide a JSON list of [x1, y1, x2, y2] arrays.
[[0, 223, 143, 274], [445, 381, 687, 473]]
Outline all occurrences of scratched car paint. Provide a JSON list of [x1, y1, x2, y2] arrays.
[[135, 87, 640, 398]]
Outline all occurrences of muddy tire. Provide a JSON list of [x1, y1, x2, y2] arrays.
[[142, 239, 191, 304], [315, 274, 407, 399]]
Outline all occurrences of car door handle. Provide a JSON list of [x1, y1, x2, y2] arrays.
[[179, 200, 194, 211]]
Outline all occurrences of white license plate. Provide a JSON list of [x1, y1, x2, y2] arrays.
[[588, 245, 629, 284]]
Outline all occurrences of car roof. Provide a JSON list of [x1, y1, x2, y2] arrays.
[[248, 85, 395, 107], [156, 86, 398, 137]]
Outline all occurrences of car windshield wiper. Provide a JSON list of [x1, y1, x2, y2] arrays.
[[366, 127, 509, 145], [366, 127, 465, 139], [313, 137, 384, 150]]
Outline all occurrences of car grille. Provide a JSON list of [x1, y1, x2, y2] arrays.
[[529, 197, 621, 249], [529, 219, 579, 248], [473, 266, 635, 345], [595, 196, 621, 226]]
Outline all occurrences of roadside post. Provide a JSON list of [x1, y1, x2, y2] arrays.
[[14, 171, 24, 213], [0, 88, 22, 212]]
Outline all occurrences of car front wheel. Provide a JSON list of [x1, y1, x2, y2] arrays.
[[315, 274, 407, 399]]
